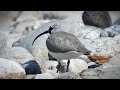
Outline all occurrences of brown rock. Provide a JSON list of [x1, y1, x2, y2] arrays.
[[88, 56, 112, 65], [95, 60, 108, 65]]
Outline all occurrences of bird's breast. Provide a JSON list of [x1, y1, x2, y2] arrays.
[[48, 50, 82, 61]]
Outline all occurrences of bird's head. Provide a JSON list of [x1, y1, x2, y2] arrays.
[[32, 24, 61, 45], [48, 24, 62, 34]]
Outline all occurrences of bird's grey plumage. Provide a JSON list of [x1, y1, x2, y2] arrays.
[[46, 31, 91, 54], [32, 24, 91, 73]]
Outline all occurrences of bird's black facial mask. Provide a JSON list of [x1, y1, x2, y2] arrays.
[[48, 26, 53, 34], [32, 30, 49, 45]]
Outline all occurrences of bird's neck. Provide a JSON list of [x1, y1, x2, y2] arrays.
[[51, 30, 63, 34]]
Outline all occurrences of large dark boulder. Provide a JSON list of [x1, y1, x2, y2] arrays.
[[82, 11, 112, 28], [21, 60, 42, 75]]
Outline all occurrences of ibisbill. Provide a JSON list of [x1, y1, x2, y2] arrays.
[[32, 24, 91, 73]]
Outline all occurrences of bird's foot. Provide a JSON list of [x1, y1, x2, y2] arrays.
[[56, 65, 59, 73], [66, 60, 70, 72]]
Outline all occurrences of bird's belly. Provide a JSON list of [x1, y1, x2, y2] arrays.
[[49, 51, 82, 61]]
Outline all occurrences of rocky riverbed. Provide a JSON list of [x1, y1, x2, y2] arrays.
[[0, 11, 120, 79]]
